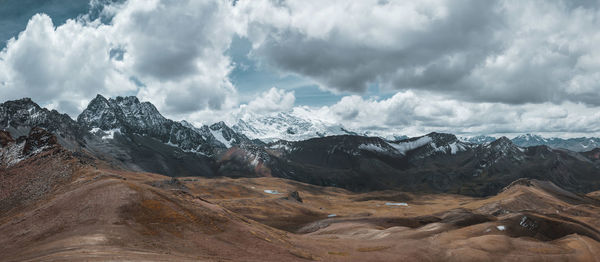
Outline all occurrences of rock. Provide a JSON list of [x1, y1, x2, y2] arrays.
[[23, 127, 58, 155], [287, 191, 303, 203], [0, 130, 14, 147]]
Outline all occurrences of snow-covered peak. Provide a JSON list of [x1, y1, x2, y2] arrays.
[[512, 134, 547, 146], [460, 135, 497, 144], [232, 110, 353, 142], [477, 136, 525, 164], [78, 95, 169, 132]]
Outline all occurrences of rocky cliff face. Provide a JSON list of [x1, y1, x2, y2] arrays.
[[78, 95, 219, 154], [0, 98, 83, 150], [0, 128, 59, 167]]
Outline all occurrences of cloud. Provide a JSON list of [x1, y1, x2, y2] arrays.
[[237, 0, 600, 106], [0, 14, 136, 115], [0, 0, 240, 116], [245, 87, 295, 113], [2, 0, 600, 136], [306, 90, 600, 137]]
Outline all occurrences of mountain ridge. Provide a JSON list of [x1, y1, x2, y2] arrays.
[[3, 95, 600, 197]]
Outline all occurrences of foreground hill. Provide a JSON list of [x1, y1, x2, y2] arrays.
[[1, 134, 599, 261]]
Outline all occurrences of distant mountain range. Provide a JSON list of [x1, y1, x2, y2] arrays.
[[2, 95, 600, 197], [461, 134, 600, 152]]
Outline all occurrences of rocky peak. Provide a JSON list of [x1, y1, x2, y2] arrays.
[[511, 134, 548, 147], [460, 135, 497, 144], [0, 98, 80, 141], [210, 121, 228, 130], [77, 94, 120, 130], [0, 127, 59, 167], [208, 121, 253, 148], [490, 136, 514, 149], [77, 95, 247, 154], [78, 95, 168, 132], [426, 132, 459, 145], [179, 120, 196, 129], [476, 136, 525, 165]]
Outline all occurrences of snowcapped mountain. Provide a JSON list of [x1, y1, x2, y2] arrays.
[[232, 109, 406, 142], [232, 110, 351, 142], [461, 133, 600, 152], [511, 134, 548, 147], [209, 121, 255, 148], [511, 134, 600, 152], [460, 135, 497, 144]]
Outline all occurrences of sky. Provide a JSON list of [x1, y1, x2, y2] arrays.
[[1, 0, 600, 138]]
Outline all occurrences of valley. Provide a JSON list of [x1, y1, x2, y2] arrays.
[[2, 149, 599, 261]]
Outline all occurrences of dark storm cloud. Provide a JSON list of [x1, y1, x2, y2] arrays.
[[242, 0, 600, 106], [255, 0, 502, 93]]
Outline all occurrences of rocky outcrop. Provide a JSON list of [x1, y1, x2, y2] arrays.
[[0, 127, 60, 167]]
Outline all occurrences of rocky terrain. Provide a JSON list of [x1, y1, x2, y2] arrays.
[[2, 102, 600, 261], [2, 96, 600, 197], [261, 133, 600, 196], [0, 117, 600, 261], [1, 139, 599, 261]]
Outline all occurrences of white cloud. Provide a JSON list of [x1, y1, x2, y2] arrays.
[[0, 0, 240, 116], [2, 0, 600, 137], [0, 14, 136, 115], [305, 91, 600, 137], [236, 0, 600, 106], [245, 87, 295, 113], [180, 87, 295, 126]]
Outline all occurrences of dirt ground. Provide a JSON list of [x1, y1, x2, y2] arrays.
[[1, 155, 600, 261]]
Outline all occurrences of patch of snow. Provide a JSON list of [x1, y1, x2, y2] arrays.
[[210, 128, 232, 148], [496, 225, 506, 231], [165, 141, 178, 147], [385, 202, 409, 206], [2, 142, 25, 166], [250, 157, 259, 167], [269, 143, 292, 151], [359, 143, 388, 153], [101, 128, 120, 140], [449, 142, 458, 154], [328, 214, 337, 218], [264, 190, 281, 194], [388, 136, 432, 155]]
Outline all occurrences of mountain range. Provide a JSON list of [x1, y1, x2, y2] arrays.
[[2, 95, 600, 197], [3, 94, 600, 261], [461, 134, 600, 152]]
